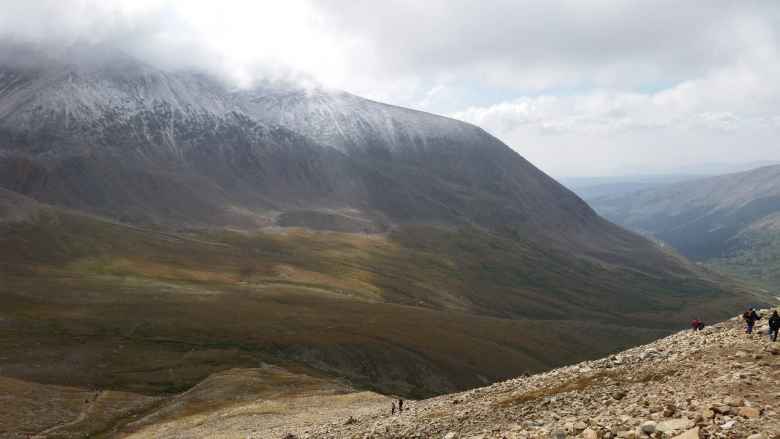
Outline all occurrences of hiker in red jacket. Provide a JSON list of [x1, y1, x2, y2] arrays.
[[691, 318, 703, 331]]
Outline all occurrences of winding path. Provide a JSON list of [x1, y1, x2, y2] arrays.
[[32, 391, 105, 438]]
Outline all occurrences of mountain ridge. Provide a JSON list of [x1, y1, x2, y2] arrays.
[[590, 165, 780, 287]]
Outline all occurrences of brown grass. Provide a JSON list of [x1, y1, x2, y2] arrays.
[[495, 371, 617, 407]]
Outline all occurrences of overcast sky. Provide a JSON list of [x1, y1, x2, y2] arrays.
[[2, 0, 780, 177]]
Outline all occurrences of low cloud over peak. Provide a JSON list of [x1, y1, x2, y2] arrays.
[[2, 0, 780, 176]]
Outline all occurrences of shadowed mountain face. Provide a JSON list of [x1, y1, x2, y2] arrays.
[[591, 165, 780, 287], [0, 50, 767, 399], [0, 53, 600, 238]]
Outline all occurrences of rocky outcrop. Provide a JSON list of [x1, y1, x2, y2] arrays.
[[292, 308, 780, 438]]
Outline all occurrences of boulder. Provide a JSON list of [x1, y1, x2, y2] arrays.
[[639, 421, 656, 434]]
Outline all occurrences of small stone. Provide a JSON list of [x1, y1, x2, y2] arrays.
[[444, 433, 457, 439], [720, 420, 736, 429], [737, 406, 760, 418], [747, 434, 767, 439], [550, 430, 567, 439], [724, 397, 743, 407], [583, 428, 600, 439], [656, 419, 694, 433], [671, 427, 699, 439], [612, 391, 627, 400], [701, 409, 715, 419], [574, 421, 588, 431], [640, 421, 656, 434], [712, 405, 732, 415]]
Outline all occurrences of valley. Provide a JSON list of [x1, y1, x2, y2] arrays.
[[590, 165, 780, 290]]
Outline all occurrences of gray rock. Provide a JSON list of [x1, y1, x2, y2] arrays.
[[656, 418, 694, 433]]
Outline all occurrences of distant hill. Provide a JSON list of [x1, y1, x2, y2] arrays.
[[561, 174, 702, 200], [591, 165, 780, 286]]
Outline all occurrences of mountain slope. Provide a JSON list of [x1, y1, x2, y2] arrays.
[[0, 48, 769, 406], [0, 54, 757, 320], [0, 196, 738, 398], [591, 165, 780, 286], [294, 307, 780, 439], [7, 307, 777, 438], [0, 52, 629, 244]]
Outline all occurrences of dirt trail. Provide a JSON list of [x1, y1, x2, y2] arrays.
[[32, 391, 104, 438]]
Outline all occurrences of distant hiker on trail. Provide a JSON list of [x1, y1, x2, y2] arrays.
[[769, 310, 780, 342], [691, 318, 704, 331], [398, 398, 404, 413], [743, 308, 761, 334], [391, 402, 396, 415]]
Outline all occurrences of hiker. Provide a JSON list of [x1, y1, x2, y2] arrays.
[[398, 398, 404, 413], [391, 402, 396, 415], [691, 318, 703, 331], [769, 310, 780, 342], [743, 308, 761, 334]]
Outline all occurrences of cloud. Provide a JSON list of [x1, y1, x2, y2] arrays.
[[1, 0, 780, 175], [0, 0, 366, 86], [452, 58, 780, 176]]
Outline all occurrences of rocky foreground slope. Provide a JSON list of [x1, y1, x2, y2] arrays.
[[288, 308, 780, 439]]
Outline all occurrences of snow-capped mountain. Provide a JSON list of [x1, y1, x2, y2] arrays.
[[0, 48, 621, 249]]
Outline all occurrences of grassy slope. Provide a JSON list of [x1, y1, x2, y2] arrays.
[[0, 206, 761, 399], [705, 218, 780, 291]]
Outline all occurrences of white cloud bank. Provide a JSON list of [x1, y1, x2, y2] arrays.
[[1, 0, 780, 176]]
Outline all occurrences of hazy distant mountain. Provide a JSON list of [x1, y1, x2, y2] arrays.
[[591, 165, 780, 286], [0, 49, 764, 398], [561, 174, 702, 200]]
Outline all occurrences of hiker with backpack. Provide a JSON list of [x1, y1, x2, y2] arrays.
[[691, 318, 704, 331], [743, 308, 761, 334], [769, 310, 780, 342]]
